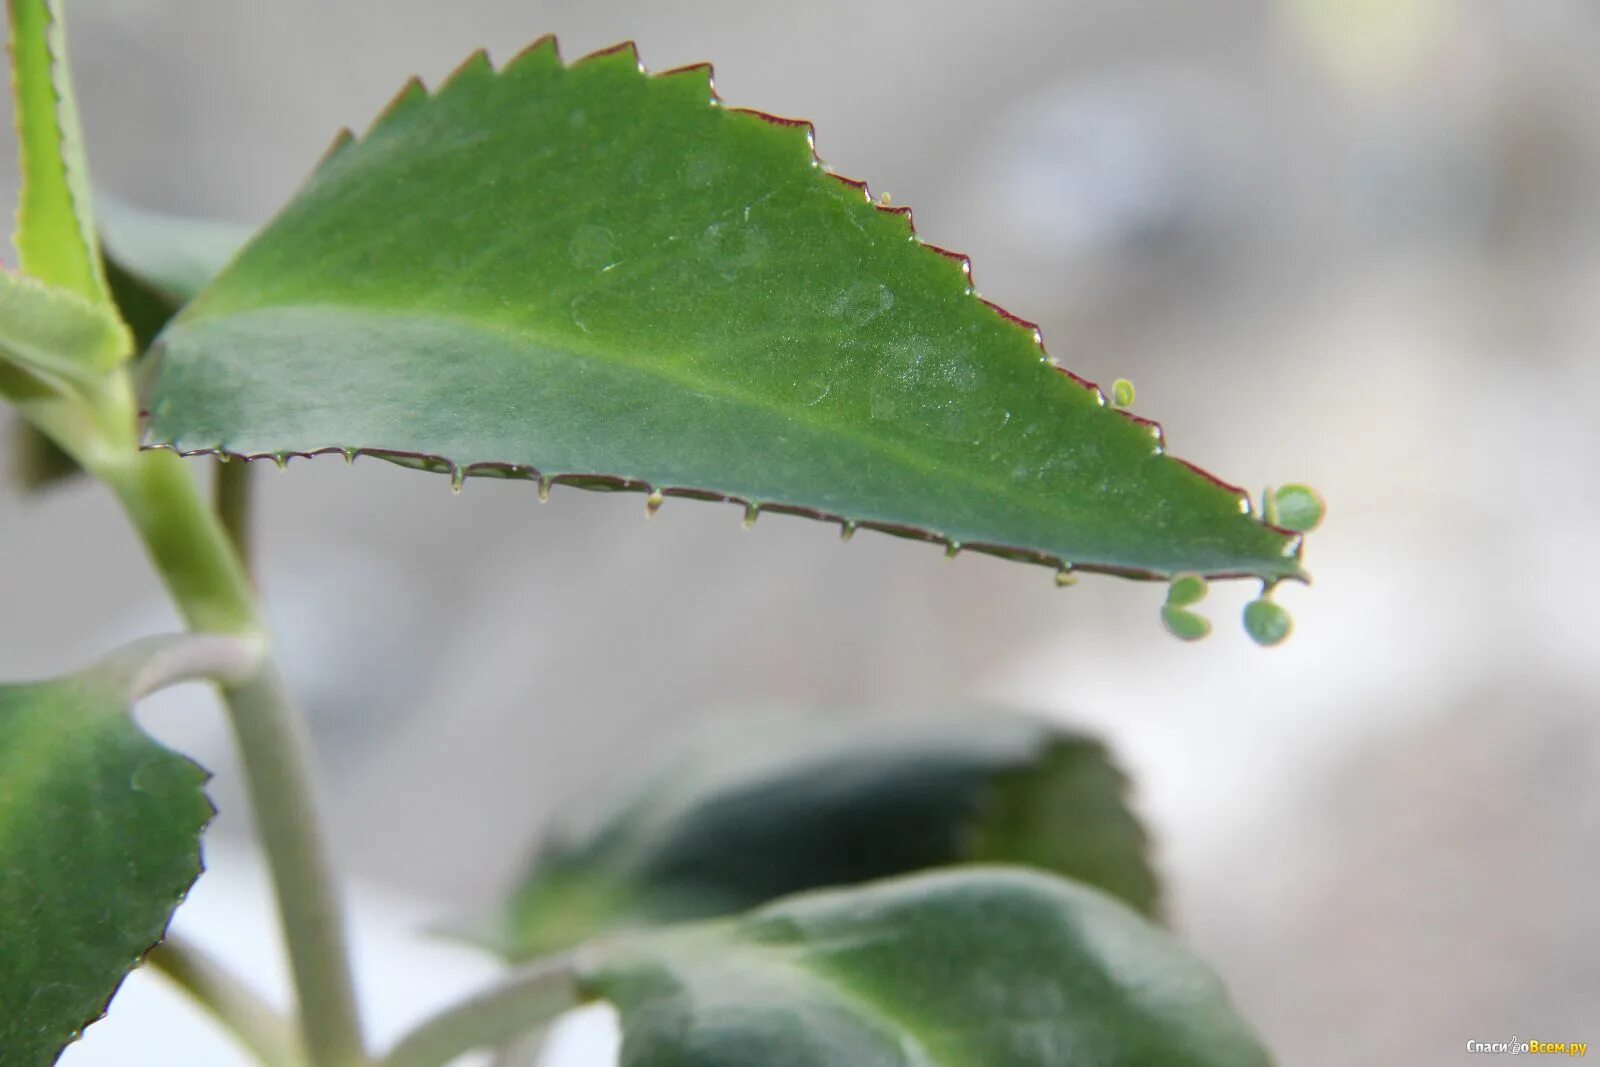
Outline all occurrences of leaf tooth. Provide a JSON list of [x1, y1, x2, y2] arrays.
[[922, 242, 975, 292], [312, 128, 357, 171], [979, 297, 1045, 348], [437, 47, 494, 95], [1117, 410, 1166, 453], [645, 489, 664, 516], [537, 474, 552, 502], [828, 172, 872, 201], [503, 33, 562, 75], [575, 41, 644, 73], [1052, 364, 1107, 404], [449, 464, 466, 493], [730, 108, 819, 163], [839, 520, 857, 542], [876, 202, 917, 235], [1055, 564, 1077, 587], [944, 541, 962, 560], [742, 501, 761, 528], [655, 61, 720, 106], [1173, 458, 1252, 515], [365, 76, 429, 138]]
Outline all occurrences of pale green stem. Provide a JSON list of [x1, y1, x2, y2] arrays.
[[383, 958, 583, 1067], [91, 631, 267, 700], [488, 1026, 552, 1067], [216, 458, 256, 577], [92, 433, 367, 1067], [147, 933, 298, 1067]]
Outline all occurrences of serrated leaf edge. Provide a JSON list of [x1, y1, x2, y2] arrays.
[[151, 37, 1308, 586]]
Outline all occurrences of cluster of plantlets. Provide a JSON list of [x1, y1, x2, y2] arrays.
[[0, 2, 1322, 1065]]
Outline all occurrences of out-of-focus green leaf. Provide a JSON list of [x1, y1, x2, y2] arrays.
[[146, 39, 1307, 585], [582, 866, 1275, 1067], [0, 675, 211, 1066], [97, 199, 254, 308], [477, 712, 1159, 960], [6, 0, 108, 305]]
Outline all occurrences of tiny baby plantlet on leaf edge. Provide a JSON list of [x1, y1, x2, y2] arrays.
[[0, 3, 1323, 1066]]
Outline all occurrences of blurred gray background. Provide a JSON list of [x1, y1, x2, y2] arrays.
[[4, 1, 1598, 1063]]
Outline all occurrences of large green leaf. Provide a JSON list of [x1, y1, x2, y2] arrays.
[[0, 675, 211, 1066], [6, 0, 108, 305], [146, 39, 1307, 584], [480, 712, 1159, 960], [582, 866, 1274, 1067]]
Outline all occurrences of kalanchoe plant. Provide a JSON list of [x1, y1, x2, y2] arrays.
[[0, 3, 1323, 1066]]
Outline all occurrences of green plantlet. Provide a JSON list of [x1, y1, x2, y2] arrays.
[[1112, 377, 1136, 408], [1161, 604, 1213, 642], [1272, 482, 1326, 532], [0, 5, 1321, 1065], [1244, 595, 1295, 647], [1167, 571, 1209, 607]]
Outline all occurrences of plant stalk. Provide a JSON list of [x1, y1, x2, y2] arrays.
[[147, 933, 298, 1067], [98, 442, 367, 1067], [382, 957, 583, 1067]]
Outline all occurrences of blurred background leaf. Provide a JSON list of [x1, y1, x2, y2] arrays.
[[475, 710, 1159, 960]]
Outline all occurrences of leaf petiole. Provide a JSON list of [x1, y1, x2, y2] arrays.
[[381, 956, 584, 1067], [147, 933, 298, 1067]]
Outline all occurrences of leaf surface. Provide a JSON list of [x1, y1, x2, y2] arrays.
[[146, 40, 1305, 582], [479, 712, 1158, 960], [582, 866, 1274, 1067], [0, 676, 211, 1066]]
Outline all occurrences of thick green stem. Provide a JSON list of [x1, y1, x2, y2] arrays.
[[221, 663, 366, 1067], [383, 958, 582, 1067], [148, 933, 297, 1067], [98, 445, 367, 1067], [101, 447, 258, 634]]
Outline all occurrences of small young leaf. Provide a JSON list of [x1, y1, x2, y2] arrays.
[[0, 676, 212, 1066], [147, 40, 1307, 585], [475, 712, 1159, 960], [6, 0, 109, 304], [581, 866, 1274, 1067]]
